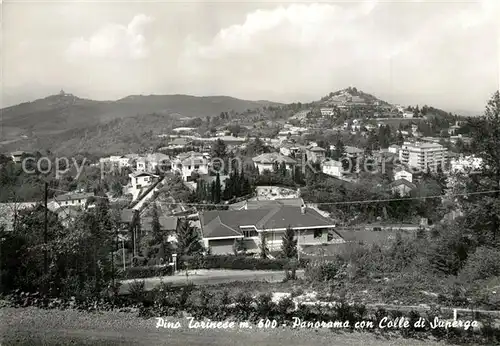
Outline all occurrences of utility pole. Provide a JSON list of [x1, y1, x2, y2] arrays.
[[43, 182, 49, 287]]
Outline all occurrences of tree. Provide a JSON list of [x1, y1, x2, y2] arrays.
[[260, 232, 269, 259], [214, 173, 222, 204], [175, 218, 203, 256], [210, 139, 227, 160], [233, 238, 246, 255], [151, 203, 161, 243], [228, 124, 242, 137], [460, 91, 500, 245], [111, 181, 123, 198], [332, 140, 345, 161], [281, 226, 297, 259]]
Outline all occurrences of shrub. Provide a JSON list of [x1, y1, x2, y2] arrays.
[[234, 291, 254, 319], [119, 265, 174, 280], [179, 255, 309, 271], [304, 260, 343, 282], [255, 293, 275, 318], [128, 280, 146, 302], [458, 247, 500, 282]]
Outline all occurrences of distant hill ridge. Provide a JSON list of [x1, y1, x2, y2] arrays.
[[318, 87, 392, 107]]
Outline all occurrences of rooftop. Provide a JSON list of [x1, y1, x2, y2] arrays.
[[322, 159, 342, 167], [403, 141, 445, 149], [344, 146, 364, 154], [129, 171, 159, 178], [228, 198, 304, 210], [200, 205, 335, 239], [308, 146, 326, 152], [141, 216, 179, 232], [252, 153, 297, 164], [53, 192, 94, 202], [389, 179, 417, 190]]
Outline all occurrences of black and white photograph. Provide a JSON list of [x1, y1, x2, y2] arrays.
[[1, 0, 499, 345]]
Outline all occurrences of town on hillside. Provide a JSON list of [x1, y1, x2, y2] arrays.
[[1, 87, 499, 345], [0, 87, 483, 260]]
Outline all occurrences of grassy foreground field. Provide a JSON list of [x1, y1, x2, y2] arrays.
[[0, 307, 447, 346]]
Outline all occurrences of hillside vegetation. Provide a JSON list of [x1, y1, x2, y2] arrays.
[[0, 93, 279, 154]]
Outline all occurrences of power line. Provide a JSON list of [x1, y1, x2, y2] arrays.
[[45, 186, 500, 208]]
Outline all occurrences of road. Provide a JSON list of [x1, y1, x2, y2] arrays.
[[133, 177, 166, 211], [120, 269, 305, 294], [1, 307, 446, 346]]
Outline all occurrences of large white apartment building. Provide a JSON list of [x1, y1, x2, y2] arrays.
[[399, 141, 447, 171]]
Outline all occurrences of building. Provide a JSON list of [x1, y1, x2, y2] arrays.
[[166, 137, 192, 150], [146, 153, 171, 173], [322, 159, 343, 178], [129, 171, 158, 191], [179, 154, 209, 181], [52, 192, 95, 208], [389, 179, 416, 196], [140, 216, 179, 234], [399, 141, 447, 171], [10, 151, 32, 164], [200, 204, 342, 255], [306, 146, 326, 163], [394, 168, 413, 183], [0, 202, 37, 231], [252, 153, 297, 174], [449, 135, 472, 145], [136, 153, 171, 173], [320, 108, 334, 116], [402, 111, 414, 118], [344, 146, 364, 158], [279, 143, 303, 157], [450, 155, 483, 173], [388, 144, 400, 154], [100, 155, 136, 169]]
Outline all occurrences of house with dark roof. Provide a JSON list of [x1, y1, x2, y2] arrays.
[[389, 179, 416, 196], [140, 216, 179, 233], [306, 145, 326, 163], [252, 153, 297, 174], [200, 204, 341, 255]]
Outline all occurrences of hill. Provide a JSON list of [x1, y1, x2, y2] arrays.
[[318, 87, 392, 107], [0, 92, 280, 154]]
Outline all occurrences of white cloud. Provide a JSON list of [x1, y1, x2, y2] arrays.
[[66, 14, 154, 61], [178, 1, 497, 110], [185, 2, 378, 60]]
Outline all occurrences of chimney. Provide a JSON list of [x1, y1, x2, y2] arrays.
[[300, 205, 306, 214]]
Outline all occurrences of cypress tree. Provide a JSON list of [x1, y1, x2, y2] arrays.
[[176, 218, 203, 256], [214, 173, 222, 204], [281, 225, 297, 259], [260, 232, 269, 259]]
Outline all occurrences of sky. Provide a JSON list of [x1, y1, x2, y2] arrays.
[[2, 0, 500, 113]]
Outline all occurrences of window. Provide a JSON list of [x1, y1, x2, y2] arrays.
[[313, 229, 323, 238], [78, 199, 81, 204], [194, 165, 200, 169], [243, 230, 258, 238]]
